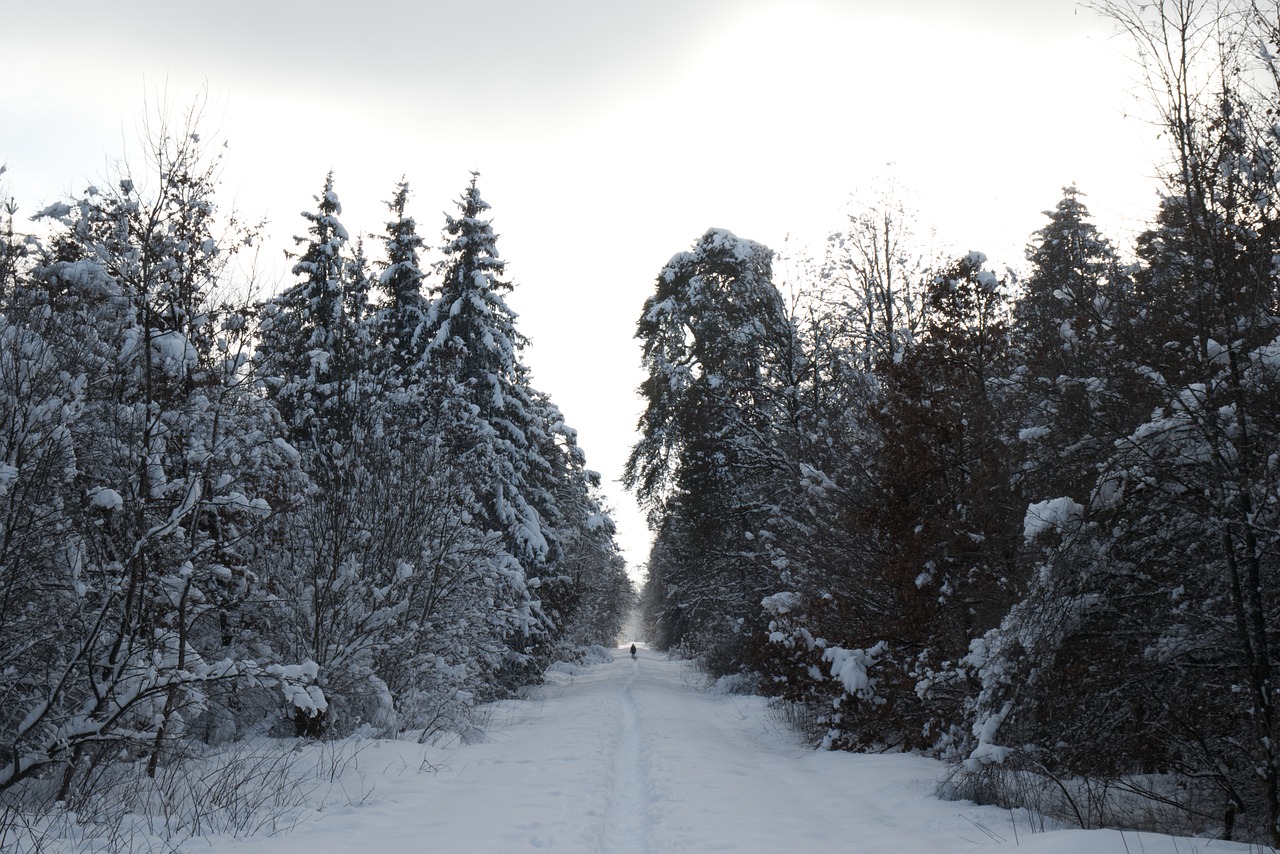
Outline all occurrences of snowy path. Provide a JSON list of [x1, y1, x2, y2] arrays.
[[599, 660, 650, 853], [214, 647, 1260, 854]]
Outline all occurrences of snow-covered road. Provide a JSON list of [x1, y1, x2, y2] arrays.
[[216, 646, 1260, 854]]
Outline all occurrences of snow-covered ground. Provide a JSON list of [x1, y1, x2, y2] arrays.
[[50, 646, 1267, 853]]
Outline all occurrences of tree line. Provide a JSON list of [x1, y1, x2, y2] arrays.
[[627, 0, 1280, 843], [0, 114, 632, 802]]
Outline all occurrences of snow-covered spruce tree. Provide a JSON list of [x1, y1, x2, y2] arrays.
[[421, 174, 569, 683], [1009, 186, 1136, 499], [1015, 187, 1128, 375], [362, 181, 526, 732], [255, 172, 353, 453], [366, 181, 468, 723], [626, 228, 797, 675], [0, 117, 296, 795], [254, 174, 414, 736], [0, 167, 29, 300], [950, 189, 1143, 786], [375, 181, 431, 379]]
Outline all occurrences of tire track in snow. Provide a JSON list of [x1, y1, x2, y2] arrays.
[[599, 658, 652, 854]]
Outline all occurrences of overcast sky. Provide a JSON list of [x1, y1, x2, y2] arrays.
[[1, 0, 1165, 573]]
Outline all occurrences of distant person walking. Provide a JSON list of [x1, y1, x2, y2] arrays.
[[630, 644, 637, 660]]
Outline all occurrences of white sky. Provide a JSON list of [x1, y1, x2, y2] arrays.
[[1, 0, 1165, 575]]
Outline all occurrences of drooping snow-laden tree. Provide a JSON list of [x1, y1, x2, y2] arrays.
[[627, 228, 801, 674]]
